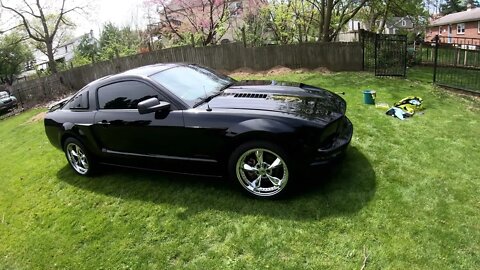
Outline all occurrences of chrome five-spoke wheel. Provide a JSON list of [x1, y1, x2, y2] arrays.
[[65, 141, 90, 175], [235, 148, 289, 197]]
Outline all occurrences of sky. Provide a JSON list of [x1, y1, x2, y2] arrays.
[[74, 0, 149, 37], [0, 0, 151, 38]]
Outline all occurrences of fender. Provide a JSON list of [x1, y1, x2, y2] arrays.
[[221, 118, 305, 160], [226, 118, 295, 137], [61, 122, 102, 155]]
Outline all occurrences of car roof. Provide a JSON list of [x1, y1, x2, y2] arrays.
[[119, 63, 186, 77], [83, 63, 188, 90]]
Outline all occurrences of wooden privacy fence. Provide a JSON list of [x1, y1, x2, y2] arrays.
[[12, 42, 363, 109]]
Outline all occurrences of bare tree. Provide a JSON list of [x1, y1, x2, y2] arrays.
[[0, 7, 21, 34], [0, 0, 86, 73], [308, 0, 368, 42]]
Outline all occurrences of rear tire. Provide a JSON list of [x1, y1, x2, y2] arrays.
[[63, 137, 95, 176], [228, 141, 292, 199]]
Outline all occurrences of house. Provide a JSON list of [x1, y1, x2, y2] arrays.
[[384, 17, 414, 34], [31, 31, 94, 72], [337, 17, 414, 42], [425, 4, 480, 44]]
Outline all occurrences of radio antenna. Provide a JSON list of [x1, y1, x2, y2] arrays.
[[203, 86, 212, 111]]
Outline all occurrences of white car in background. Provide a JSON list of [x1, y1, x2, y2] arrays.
[[0, 91, 18, 112]]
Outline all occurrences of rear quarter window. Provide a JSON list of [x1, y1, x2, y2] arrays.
[[66, 92, 89, 109]]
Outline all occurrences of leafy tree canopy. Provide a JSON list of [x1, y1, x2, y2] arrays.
[[0, 33, 33, 85], [441, 0, 480, 15], [98, 23, 140, 60]]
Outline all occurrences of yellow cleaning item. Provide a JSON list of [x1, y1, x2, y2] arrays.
[[394, 96, 424, 114]]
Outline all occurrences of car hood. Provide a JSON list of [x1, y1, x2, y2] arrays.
[[200, 80, 346, 120], [0, 96, 13, 103]]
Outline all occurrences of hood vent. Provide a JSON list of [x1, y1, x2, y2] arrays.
[[233, 93, 268, 99]]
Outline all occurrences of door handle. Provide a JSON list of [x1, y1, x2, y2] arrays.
[[97, 120, 110, 125]]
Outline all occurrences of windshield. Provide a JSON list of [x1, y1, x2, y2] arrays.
[[150, 65, 235, 106], [0, 91, 9, 98]]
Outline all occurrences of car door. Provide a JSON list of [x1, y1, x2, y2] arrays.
[[93, 80, 186, 158]]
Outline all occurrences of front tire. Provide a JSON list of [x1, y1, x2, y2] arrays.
[[228, 141, 291, 198], [63, 137, 94, 176]]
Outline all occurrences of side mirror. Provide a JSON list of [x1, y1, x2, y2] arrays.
[[138, 97, 170, 114]]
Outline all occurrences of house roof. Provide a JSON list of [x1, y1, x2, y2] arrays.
[[431, 8, 480, 26], [58, 33, 91, 48], [386, 17, 414, 29]]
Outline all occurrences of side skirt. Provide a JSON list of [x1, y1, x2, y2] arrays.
[[103, 149, 218, 163], [99, 162, 224, 178]]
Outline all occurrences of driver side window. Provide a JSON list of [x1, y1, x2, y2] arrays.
[[97, 81, 161, 110]]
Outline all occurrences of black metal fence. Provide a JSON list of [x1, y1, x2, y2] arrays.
[[430, 35, 480, 94], [360, 30, 407, 77], [361, 30, 376, 72]]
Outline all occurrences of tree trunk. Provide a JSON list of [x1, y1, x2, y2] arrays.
[[378, 0, 391, 34], [298, 23, 303, 43], [367, 14, 378, 31], [318, 0, 325, 41], [322, 0, 333, 42], [46, 41, 57, 73], [4, 75, 14, 86]]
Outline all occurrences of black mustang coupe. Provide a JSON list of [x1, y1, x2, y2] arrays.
[[45, 64, 353, 198]]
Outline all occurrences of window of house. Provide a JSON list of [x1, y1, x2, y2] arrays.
[[97, 81, 160, 110], [457, 23, 465, 34], [478, 21, 480, 34], [401, 20, 406, 27]]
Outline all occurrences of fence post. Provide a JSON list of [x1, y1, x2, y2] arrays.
[[404, 35, 408, 77], [419, 42, 422, 64], [14, 87, 24, 109], [190, 34, 195, 48], [242, 27, 247, 48], [433, 35, 439, 83], [360, 29, 365, 71], [374, 33, 378, 76]]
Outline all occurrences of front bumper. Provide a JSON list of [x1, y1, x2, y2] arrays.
[[0, 99, 17, 111], [309, 116, 353, 166]]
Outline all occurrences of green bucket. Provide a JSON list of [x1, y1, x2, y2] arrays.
[[363, 90, 376, 105]]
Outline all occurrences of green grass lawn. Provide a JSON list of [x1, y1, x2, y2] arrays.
[[1, 68, 479, 269]]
